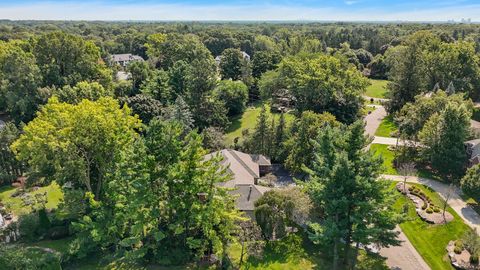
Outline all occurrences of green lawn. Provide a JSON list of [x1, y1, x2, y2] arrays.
[[225, 103, 295, 146], [228, 232, 387, 270], [370, 144, 398, 175], [375, 115, 398, 137], [391, 182, 470, 270], [365, 79, 389, 99], [0, 182, 63, 216]]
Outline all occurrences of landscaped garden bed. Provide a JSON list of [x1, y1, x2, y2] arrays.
[[396, 182, 453, 224], [446, 229, 480, 270]]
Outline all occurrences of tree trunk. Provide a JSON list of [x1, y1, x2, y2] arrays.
[[333, 237, 339, 270], [351, 242, 360, 270]]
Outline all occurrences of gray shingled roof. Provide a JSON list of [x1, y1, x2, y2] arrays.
[[205, 149, 272, 211], [111, 53, 144, 62]]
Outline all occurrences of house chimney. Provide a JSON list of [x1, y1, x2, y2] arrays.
[[247, 185, 253, 201]]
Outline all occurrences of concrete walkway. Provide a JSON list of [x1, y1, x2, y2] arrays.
[[379, 226, 430, 270], [382, 175, 480, 233]]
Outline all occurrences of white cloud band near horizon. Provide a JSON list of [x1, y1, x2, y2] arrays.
[[0, 2, 479, 22]]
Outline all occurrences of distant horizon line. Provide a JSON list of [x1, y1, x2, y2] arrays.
[[0, 19, 478, 24]]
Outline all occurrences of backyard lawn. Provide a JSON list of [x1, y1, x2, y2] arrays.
[[370, 144, 398, 175], [374, 115, 398, 137], [228, 232, 387, 270], [0, 182, 63, 216], [225, 103, 295, 146], [365, 79, 388, 99], [391, 182, 470, 270]]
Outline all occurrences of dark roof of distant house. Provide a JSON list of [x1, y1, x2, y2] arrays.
[[466, 139, 480, 159], [111, 53, 144, 62]]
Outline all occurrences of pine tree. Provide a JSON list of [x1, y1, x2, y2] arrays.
[[306, 121, 400, 269]]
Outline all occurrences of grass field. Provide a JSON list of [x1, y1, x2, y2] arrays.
[[370, 144, 398, 175], [375, 115, 398, 137], [225, 103, 295, 146], [391, 182, 470, 270], [228, 232, 387, 270], [0, 182, 63, 216], [365, 80, 389, 99]]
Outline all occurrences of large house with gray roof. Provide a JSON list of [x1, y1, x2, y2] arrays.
[[110, 53, 144, 68], [205, 149, 272, 217]]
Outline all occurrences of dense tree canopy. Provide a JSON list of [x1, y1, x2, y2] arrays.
[[266, 53, 368, 123], [33, 31, 112, 88], [12, 97, 141, 200]]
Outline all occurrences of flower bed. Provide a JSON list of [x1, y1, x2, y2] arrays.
[[396, 182, 453, 224], [447, 240, 479, 269]]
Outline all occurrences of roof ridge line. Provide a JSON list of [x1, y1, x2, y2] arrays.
[[227, 149, 259, 179]]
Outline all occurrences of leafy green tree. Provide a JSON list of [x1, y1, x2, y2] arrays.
[[0, 122, 23, 184], [145, 33, 213, 70], [168, 60, 189, 97], [272, 53, 368, 123], [54, 81, 112, 104], [396, 91, 472, 140], [386, 31, 480, 112], [255, 188, 312, 241], [34, 31, 112, 88], [0, 41, 45, 123], [127, 60, 152, 94], [12, 97, 141, 200], [385, 31, 437, 112], [213, 80, 248, 116], [219, 48, 247, 81], [140, 69, 172, 104], [251, 50, 281, 78], [461, 164, 480, 202], [284, 111, 337, 173], [201, 126, 226, 152], [123, 94, 163, 124], [367, 54, 389, 80], [192, 97, 230, 131], [419, 103, 472, 181], [306, 121, 400, 269], [72, 120, 241, 263]]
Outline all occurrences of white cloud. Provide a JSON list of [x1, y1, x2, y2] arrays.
[[0, 2, 478, 21]]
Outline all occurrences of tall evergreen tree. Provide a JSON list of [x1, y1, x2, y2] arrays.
[[306, 121, 400, 269]]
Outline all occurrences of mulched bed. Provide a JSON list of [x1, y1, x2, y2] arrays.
[[396, 182, 454, 224], [446, 241, 479, 270]]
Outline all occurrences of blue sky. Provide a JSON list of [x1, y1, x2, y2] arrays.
[[0, 0, 479, 21]]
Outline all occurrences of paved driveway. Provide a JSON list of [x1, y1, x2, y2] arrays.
[[364, 106, 387, 137], [379, 226, 430, 270]]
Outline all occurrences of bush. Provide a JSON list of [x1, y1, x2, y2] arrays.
[[454, 246, 463, 254], [18, 213, 40, 242], [0, 245, 61, 270], [422, 204, 427, 210], [470, 254, 479, 264], [434, 208, 440, 213], [426, 208, 433, 214]]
